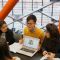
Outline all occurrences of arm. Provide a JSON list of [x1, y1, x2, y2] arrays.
[[6, 29, 15, 45], [19, 35, 23, 44]]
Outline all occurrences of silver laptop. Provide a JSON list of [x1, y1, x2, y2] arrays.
[[17, 36, 40, 57]]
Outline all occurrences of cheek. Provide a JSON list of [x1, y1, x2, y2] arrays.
[[27, 25, 32, 28], [1, 29, 5, 32], [45, 32, 50, 38], [1, 28, 7, 32]]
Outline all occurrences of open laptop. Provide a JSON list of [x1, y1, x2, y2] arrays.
[[17, 36, 40, 57]]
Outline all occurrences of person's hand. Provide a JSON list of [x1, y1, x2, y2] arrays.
[[43, 51, 48, 56], [19, 39, 23, 44]]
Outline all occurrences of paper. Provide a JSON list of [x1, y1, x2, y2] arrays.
[[9, 43, 22, 53]]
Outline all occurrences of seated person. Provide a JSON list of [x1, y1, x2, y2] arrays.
[[40, 52, 60, 60], [0, 37, 21, 60], [19, 15, 44, 48], [0, 20, 15, 45], [41, 23, 60, 59]]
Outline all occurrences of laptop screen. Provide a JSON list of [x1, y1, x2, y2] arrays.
[[23, 36, 40, 49]]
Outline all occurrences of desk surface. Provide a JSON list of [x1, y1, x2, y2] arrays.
[[11, 52, 42, 60]]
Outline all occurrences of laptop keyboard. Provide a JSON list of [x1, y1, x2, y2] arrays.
[[20, 48, 35, 53]]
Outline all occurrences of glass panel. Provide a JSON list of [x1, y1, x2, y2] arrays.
[[53, 2, 60, 20], [33, 2, 42, 10], [23, 2, 32, 15], [0, 1, 2, 10], [13, 3, 22, 15], [23, 0, 32, 2], [4, 17, 13, 29], [43, 5, 52, 17]]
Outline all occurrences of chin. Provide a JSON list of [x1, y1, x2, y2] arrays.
[[4, 30, 7, 33]]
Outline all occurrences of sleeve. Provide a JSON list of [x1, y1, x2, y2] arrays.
[[6, 29, 15, 45], [23, 27, 28, 35], [41, 38, 47, 51]]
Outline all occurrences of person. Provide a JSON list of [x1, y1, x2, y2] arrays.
[[40, 52, 60, 60], [0, 20, 15, 45], [41, 23, 60, 59], [0, 37, 21, 60], [19, 15, 45, 48]]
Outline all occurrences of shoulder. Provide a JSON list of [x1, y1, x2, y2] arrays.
[[24, 26, 28, 30], [8, 28, 12, 31], [35, 27, 44, 32], [35, 27, 44, 37], [24, 26, 28, 32]]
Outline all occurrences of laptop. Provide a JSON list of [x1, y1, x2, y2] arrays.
[[17, 36, 40, 57]]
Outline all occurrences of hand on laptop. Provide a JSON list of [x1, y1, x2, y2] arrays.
[[19, 39, 23, 44]]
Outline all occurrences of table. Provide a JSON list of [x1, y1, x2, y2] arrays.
[[11, 52, 42, 60]]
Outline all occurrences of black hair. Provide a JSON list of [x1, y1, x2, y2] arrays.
[[0, 37, 12, 60], [0, 21, 6, 35], [26, 15, 37, 23], [0, 20, 6, 29], [46, 23, 60, 38]]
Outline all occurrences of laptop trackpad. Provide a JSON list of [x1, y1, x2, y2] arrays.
[[20, 48, 35, 53]]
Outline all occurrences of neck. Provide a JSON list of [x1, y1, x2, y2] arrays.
[[30, 27, 35, 32]]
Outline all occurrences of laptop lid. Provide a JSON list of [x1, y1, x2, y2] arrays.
[[23, 36, 40, 49]]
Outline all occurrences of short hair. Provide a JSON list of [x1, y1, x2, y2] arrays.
[[46, 23, 60, 38], [26, 15, 37, 23], [0, 38, 12, 60]]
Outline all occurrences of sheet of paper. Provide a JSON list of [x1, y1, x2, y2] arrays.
[[9, 43, 23, 53]]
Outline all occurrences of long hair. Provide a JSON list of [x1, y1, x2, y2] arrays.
[[0, 21, 6, 35], [0, 38, 12, 60], [46, 23, 60, 39]]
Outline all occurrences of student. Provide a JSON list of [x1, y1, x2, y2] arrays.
[[19, 15, 44, 48], [0, 20, 15, 45], [0, 37, 21, 60], [40, 52, 60, 60], [41, 23, 60, 59]]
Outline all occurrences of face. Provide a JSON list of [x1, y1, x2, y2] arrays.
[[27, 20, 36, 31], [47, 52, 55, 59], [0, 24, 8, 32], [45, 30, 50, 38]]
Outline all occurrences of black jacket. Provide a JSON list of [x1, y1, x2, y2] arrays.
[[0, 29, 15, 45], [5, 29, 15, 45], [42, 37, 60, 54]]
